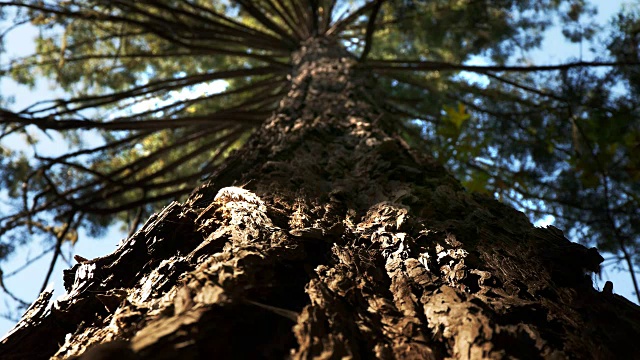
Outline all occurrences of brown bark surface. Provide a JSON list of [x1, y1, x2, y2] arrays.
[[2, 38, 640, 359]]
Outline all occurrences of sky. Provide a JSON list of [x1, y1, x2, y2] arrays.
[[0, 0, 637, 336]]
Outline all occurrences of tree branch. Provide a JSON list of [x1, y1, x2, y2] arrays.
[[359, 0, 384, 62], [367, 60, 640, 73]]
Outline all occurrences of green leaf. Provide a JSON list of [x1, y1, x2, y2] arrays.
[[442, 102, 471, 130]]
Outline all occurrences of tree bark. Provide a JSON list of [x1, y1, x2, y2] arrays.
[[2, 38, 640, 360]]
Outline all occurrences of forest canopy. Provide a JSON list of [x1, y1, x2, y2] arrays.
[[0, 0, 639, 319]]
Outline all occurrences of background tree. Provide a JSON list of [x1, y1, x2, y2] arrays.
[[0, 0, 639, 358]]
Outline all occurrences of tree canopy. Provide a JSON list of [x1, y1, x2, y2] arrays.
[[0, 0, 639, 318]]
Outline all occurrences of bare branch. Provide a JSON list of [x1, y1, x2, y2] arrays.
[[367, 59, 640, 73], [3, 244, 56, 279], [39, 211, 79, 293], [235, 0, 298, 47], [358, 0, 384, 62], [327, 0, 380, 36]]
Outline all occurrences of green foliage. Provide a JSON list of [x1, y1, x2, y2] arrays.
[[0, 0, 639, 301]]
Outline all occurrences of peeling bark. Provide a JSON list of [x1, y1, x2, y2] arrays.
[[2, 38, 639, 360]]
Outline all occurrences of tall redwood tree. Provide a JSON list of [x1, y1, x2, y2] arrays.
[[1, 1, 640, 358]]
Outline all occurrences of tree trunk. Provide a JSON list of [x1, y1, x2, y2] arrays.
[[2, 38, 640, 360]]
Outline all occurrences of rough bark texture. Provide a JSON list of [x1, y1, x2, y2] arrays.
[[2, 38, 640, 359]]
